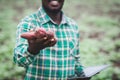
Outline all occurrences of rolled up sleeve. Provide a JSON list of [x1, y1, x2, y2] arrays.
[[13, 19, 38, 68]]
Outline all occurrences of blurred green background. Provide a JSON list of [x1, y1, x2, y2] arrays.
[[0, 0, 120, 80]]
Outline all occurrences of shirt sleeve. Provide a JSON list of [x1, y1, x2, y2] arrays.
[[13, 19, 38, 68], [74, 26, 85, 77]]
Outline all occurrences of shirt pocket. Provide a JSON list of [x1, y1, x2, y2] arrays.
[[68, 36, 78, 57]]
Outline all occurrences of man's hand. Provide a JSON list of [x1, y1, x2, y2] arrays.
[[21, 28, 57, 55]]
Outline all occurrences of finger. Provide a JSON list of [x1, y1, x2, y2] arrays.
[[49, 41, 56, 47], [49, 38, 57, 46], [43, 38, 56, 47], [28, 39, 35, 44], [35, 37, 48, 43], [43, 39, 50, 46]]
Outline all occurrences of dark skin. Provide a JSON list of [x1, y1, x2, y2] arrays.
[[27, 0, 64, 54], [42, 0, 64, 24]]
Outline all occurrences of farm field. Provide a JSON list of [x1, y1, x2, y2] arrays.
[[0, 0, 120, 80]]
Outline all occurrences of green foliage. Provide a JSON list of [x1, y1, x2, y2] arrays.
[[0, 0, 120, 80]]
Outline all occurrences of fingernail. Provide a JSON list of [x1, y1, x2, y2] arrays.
[[51, 38, 54, 41], [44, 37, 47, 40]]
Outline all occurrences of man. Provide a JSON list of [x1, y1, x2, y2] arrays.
[[14, 0, 85, 80]]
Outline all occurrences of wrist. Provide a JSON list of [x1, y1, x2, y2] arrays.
[[27, 47, 40, 55]]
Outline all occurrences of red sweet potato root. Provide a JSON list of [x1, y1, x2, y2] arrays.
[[35, 28, 47, 38], [46, 30, 54, 38], [21, 28, 56, 42], [21, 28, 47, 40], [21, 32, 36, 40]]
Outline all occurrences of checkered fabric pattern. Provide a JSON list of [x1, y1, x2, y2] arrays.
[[13, 7, 84, 80]]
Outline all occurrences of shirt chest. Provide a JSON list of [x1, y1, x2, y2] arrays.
[[42, 24, 77, 47], [40, 24, 78, 56]]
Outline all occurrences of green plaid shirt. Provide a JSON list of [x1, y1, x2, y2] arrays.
[[14, 7, 84, 80]]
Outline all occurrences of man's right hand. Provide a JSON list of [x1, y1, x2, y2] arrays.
[[21, 28, 57, 55]]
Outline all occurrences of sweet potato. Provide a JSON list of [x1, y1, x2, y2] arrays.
[[21, 32, 36, 40], [46, 30, 54, 38], [21, 28, 56, 42], [35, 28, 47, 38]]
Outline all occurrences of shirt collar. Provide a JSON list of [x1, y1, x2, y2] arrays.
[[37, 7, 69, 25], [61, 13, 69, 25], [37, 7, 51, 25]]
